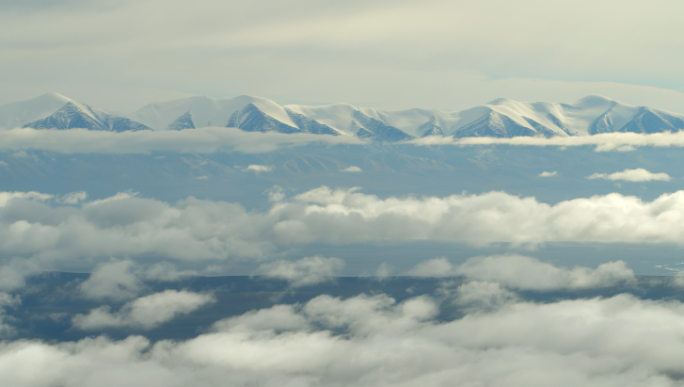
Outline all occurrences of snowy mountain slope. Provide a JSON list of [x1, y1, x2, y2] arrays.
[[351, 110, 414, 142], [227, 103, 302, 134], [284, 104, 459, 138], [131, 95, 239, 130], [0, 92, 73, 129], [134, 95, 344, 136], [5, 92, 684, 141], [446, 96, 684, 137], [24, 101, 150, 132], [284, 108, 340, 135], [168, 111, 195, 130], [283, 103, 358, 133], [130, 95, 299, 130], [417, 116, 444, 137], [454, 99, 569, 137], [618, 107, 684, 134]]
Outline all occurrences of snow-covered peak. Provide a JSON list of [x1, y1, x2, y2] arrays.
[[284, 103, 358, 134], [130, 94, 297, 130], [240, 96, 298, 128], [4, 92, 684, 140], [573, 95, 616, 109], [0, 92, 75, 129]]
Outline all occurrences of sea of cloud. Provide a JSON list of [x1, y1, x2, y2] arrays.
[[5, 185, 684, 288], [1, 255, 684, 386], [412, 131, 684, 152], [5, 128, 684, 155], [0, 127, 361, 155], [0, 178, 682, 387]]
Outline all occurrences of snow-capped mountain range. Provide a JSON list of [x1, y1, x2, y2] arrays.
[[1, 92, 684, 141]]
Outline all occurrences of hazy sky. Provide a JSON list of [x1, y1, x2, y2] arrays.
[[2, 0, 684, 111]]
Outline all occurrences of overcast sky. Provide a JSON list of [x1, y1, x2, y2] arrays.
[[2, 0, 684, 112]]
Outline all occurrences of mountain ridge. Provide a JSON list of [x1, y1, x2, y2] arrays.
[[3, 93, 684, 142]]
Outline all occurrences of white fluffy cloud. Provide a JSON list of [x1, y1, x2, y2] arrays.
[[72, 290, 214, 330], [4, 288, 684, 386], [588, 168, 671, 182], [409, 255, 636, 290], [5, 129, 684, 157], [341, 166, 362, 173], [242, 164, 273, 174], [0, 292, 20, 338], [280, 186, 684, 246], [79, 260, 142, 301], [538, 171, 557, 177], [0, 127, 360, 155], [408, 257, 455, 277], [0, 191, 52, 207], [451, 281, 519, 313], [412, 131, 684, 152], [7, 186, 684, 272], [254, 256, 344, 287], [456, 255, 636, 290]]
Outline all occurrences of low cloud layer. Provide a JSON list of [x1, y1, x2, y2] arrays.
[[5, 187, 684, 276], [5, 128, 684, 156], [412, 131, 684, 152], [0, 127, 360, 155], [588, 168, 671, 182]]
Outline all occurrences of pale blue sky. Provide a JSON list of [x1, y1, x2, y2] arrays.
[[2, 0, 684, 111]]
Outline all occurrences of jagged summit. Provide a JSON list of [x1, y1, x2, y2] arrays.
[[24, 101, 150, 132], [0, 92, 75, 129], [168, 111, 195, 130]]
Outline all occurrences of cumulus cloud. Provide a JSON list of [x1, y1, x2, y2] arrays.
[[79, 260, 197, 299], [264, 185, 285, 202], [211, 304, 308, 333], [0, 191, 276, 263], [0, 127, 360, 155], [410, 255, 636, 290], [411, 131, 684, 152], [452, 281, 519, 313], [0, 292, 20, 338], [456, 255, 636, 290], [243, 164, 273, 174], [341, 166, 362, 173], [59, 191, 87, 205], [78, 260, 142, 301], [72, 290, 214, 330], [0, 191, 52, 207], [5, 288, 684, 386], [9, 186, 684, 272], [538, 171, 557, 177], [142, 262, 197, 282], [254, 256, 344, 287], [278, 186, 684, 246], [374, 263, 392, 280], [408, 257, 455, 277], [7, 128, 684, 157], [587, 168, 671, 182]]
